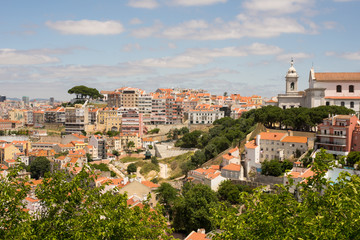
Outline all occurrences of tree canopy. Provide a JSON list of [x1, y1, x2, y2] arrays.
[[29, 156, 50, 179], [213, 149, 360, 239], [0, 167, 172, 239], [68, 85, 103, 99]]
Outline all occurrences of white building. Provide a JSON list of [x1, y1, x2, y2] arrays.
[[278, 60, 360, 113], [187, 109, 224, 124]]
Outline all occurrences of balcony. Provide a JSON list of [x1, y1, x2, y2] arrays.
[[315, 141, 346, 147], [316, 133, 346, 138]]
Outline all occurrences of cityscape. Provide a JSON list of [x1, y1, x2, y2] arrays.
[[1, 0, 360, 239]]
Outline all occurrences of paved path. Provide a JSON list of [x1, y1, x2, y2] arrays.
[[108, 163, 125, 178], [159, 163, 168, 179]]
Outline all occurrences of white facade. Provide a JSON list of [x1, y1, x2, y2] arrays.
[[188, 110, 224, 124], [278, 60, 360, 112]]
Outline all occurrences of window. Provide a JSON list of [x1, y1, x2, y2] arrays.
[[336, 85, 342, 93], [326, 101, 330, 106], [341, 102, 345, 107], [283, 106, 286, 110], [349, 85, 354, 93], [350, 102, 354, 108]]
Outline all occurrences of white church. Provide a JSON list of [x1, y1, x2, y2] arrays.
[[276, 60, 360, 113]]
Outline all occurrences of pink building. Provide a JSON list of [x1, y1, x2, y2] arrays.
[[316, 115, 359, 155]]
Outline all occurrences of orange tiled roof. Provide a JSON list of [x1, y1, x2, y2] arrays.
[[259, 132, 286, 141], [141, 181, 159, 188], [222, 163, 241, 171], [315, 72, 360, 81], [281, 136, 307, 144], [229, 147, 239, 153], [185, 231, 210, 240], [222, 154, 234, 160], [245, 140, 257, 149]]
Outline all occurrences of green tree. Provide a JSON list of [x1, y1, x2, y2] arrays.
[[86, 153, 93, 162], [32, 169, 171, 239], [112, 150, 120, 157], [346, 151, 360, 167], [212, 149, 360, 240], [261, 159, 282, 177], [217, 180, 253, 204], [68, 85, 103, 99], [155, 183, 178, 218], [127, 163, 137, 174], [0, 166, 32, 239], [29, 156, 51, 179], [151, 156, 159, 165], [127, 141, 135, 151], [172, 183, 219, 233]]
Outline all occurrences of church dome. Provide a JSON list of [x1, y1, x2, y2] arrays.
[[286, 59, 299, 78]]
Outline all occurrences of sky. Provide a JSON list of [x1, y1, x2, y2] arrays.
[[1, 0, 360, 101]]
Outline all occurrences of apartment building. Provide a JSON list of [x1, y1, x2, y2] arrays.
[[316, 114, 359, 155], [121, 110, 143, 138], [89, 135, 107, 159], [96, 108, 122, 132], [64, 104, 89, 134]]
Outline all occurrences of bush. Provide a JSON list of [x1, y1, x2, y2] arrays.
[[148, 128, 160, 134], [127, 163, 137, 174], [91, 163, 110, 172]]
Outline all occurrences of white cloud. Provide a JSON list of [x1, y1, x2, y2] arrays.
[[134, 43, 282, 68], [123, 43, 142, 52], [171, 0, 227, 6], [168, 43, 177, 49], [339, 52, 360, 60], [333, 0, 360, 2], [322, 21, 337, 29], [159, 16, 307, 40], [276, 52, 313, 61], [131, 21, 163, 38], [0, 49, 59, 65], [130, 18, 143, 25], [128, 0, 159, 9], [46, 20, 124, 35], [243, 0, 313, 15]]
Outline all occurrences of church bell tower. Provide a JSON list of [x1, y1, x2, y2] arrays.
[[285, 59, 299, 95]]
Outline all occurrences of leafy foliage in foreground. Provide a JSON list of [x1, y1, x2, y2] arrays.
[[212, 150, 360, 240], [0, 167, 172, 239]]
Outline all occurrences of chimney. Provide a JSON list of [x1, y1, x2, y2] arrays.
[[197, 229, 206, 234], [256, 134, 260, 146]]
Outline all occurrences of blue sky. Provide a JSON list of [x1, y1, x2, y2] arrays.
[[1, 0, 360, 100]]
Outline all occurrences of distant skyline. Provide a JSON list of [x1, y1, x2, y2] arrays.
[[1, 0, 360, 100]]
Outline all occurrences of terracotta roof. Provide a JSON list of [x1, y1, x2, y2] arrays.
[[245, 140, 258, 149], [141, 181, 159, 188], [185, 231, 210, 240], [315, 72, 360, 81], [229, 147, 239, 153], [222, 163, 241, 171], [281, 136, 307, 144], [222, 154, 235, 160], [259, 132, 286, 141], [210, 165, 220, 170], [25, 197, 39, 203]]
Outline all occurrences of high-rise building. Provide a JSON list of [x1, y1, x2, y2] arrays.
[[22, 96, 30, 105], [50, 97, 54, 106], [0, 95, 6, 102]]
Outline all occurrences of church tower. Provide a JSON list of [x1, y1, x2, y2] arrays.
[[285, 59, 299, 95]]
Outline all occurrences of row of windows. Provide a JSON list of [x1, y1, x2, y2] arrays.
[[326, 101, 356, 108], [336, 85, 355, 93]]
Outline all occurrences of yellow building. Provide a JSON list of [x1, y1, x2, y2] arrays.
[[96, 108, 122, 132], [8, 109, 26, 125], [120, 133, 142, 150], [0, 144, 20, 164], [71, 141, 88, 151]]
